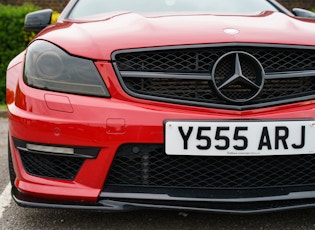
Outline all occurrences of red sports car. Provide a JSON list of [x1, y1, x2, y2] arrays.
[[6, 0, 315, 213]]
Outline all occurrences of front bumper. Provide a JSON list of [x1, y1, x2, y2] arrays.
[[8, 63, 315, 213]]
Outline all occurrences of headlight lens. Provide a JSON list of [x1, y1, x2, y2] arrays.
[[24, 40, 110, 97]]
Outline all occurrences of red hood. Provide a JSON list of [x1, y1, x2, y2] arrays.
[[37, 11, 315, 60]]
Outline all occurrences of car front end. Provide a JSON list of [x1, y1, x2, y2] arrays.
[[6, 0, 315, 213]]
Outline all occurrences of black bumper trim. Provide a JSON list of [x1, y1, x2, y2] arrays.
[[11, 185, 315, 214]]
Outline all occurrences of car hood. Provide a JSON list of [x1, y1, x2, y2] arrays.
[[38, 11, 315, 60]]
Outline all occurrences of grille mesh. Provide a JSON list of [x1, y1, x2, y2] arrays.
[[105, 144, 315, 189], [20, 150, 85, 180], [114, 45, 315, 109], [123, 77, 315, 104], [115, 46, 315, 73]]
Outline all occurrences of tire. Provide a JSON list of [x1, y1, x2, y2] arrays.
[[8, 137, 16, 186]]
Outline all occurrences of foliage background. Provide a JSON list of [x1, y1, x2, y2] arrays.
[[0, 0, 68, 12], [0, 4, 60, 105], [0, 3, 40, 104], [278, 0, 314, 10]]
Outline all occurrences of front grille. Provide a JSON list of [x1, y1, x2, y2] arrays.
[[113, 44, 315, 110], [121, 77, 315, 106], [115, 47, 315, 73], [19, 150, 85, 180], [105, 144, 315, 189]]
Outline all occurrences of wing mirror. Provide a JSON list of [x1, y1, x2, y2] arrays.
[[25, 9, 53, 32], [292, 8, 315, 19]]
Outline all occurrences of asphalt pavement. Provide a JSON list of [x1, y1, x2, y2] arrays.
[[0, 110, 7, 118]]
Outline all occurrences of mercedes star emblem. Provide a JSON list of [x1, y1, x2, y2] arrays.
[[211, 51, 265, 103]]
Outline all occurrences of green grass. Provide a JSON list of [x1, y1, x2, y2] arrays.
[[0, 104, 7, 110]]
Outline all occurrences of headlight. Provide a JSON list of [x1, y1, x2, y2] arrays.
[[24, 40, 110, 97]]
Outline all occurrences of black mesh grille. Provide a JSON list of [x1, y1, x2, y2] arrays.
[[19, 150, 85, 180], [105, 144, 315, 189], [115, 46, 315, 73], [123, 77, 315, 105], [114, 45, 315, 109]]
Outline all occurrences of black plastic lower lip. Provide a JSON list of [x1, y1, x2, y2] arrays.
[[11, 186, 120, 212], [11, 185, 315, 214]]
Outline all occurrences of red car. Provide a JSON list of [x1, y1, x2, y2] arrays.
[[6, 0, 315, 213]]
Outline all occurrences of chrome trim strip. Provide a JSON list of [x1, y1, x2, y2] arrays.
[[120, 71, 210, 80], [13, 138, 100, 159], [265, 70, 315, 79], [121, 70, 315, 80], [100, 191, 315, 203]]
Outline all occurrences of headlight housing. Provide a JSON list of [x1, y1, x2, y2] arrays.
[[24, 40, 110, 97]]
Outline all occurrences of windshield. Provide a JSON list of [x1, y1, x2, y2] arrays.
[[68, 0, 279, 19]]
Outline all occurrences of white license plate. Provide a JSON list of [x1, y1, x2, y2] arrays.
[[165, 120, 315, 156]]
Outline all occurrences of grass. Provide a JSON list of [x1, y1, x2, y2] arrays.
[[0, 104, 7, 110]]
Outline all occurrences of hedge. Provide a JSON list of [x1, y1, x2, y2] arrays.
[[0, 3, 40, 104], [0, 4, 60, 105]]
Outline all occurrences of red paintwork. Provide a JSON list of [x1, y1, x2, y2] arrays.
[[39, 11, 315, 60], [6, 1, 315, 203]]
